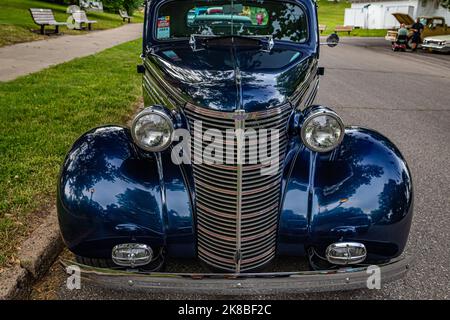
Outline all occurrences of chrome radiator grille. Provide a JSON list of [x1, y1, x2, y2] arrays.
[[184, 103, 292, 272]]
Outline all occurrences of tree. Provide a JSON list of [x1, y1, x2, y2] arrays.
[[440, 0, 450, 9], [103, 0, 142, 14], [122, 0, 142, 15]]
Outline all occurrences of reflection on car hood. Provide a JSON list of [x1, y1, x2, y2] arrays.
[[149, 43, 316, 113]]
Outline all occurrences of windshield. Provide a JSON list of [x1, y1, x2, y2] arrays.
[[154, 0, 308, 43]]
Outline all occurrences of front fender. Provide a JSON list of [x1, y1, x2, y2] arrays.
[[57, 126, 196, 259], [278, 127, 413, 262]]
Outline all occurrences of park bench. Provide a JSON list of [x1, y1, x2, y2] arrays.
[[119, 9, 132, 23], [334, 25, 354, 35], [80, 0, 103, 12], [319, 24, 327, 34], [72, 10, 97, 30], [29, 8, 68, 35]]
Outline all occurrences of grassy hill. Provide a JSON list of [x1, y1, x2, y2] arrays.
[[0, 39, 143, 267], [0, 0, 144, 47]]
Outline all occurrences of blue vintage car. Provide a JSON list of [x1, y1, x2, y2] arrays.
[[57, 0, 413, 292]]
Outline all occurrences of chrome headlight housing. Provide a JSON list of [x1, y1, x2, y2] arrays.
[[300, 106, 345, 153], [131, 107, 174, 152]]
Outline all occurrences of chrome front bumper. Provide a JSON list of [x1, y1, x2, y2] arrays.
[[61, 256, 411, 295], [421, 44, 450, 52]]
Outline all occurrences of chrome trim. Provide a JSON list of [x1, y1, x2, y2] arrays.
[[111, 244, 153, 268], [300, 108, 344, 153], [325, 242, 367, 265], [61, 255, 412, 294], [235, 109, 245, 272], [131, 107, 174, 152], [185, 103, 292, 272]]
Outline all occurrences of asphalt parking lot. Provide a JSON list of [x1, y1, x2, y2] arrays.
[[32, 37, 450, 300]]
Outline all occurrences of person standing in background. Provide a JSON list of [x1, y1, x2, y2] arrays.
[[410, 18, 424, 51]]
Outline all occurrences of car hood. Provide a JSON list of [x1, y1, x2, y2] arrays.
[[424, 34, 450, 41], [148, 43, 316, 113], [392, 13, 415, 26]]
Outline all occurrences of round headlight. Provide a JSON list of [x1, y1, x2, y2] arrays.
[[301, 108, 344, 153], [131, 108, 174, 152]]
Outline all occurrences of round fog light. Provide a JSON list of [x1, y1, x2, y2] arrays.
[[325, 242, 367, 265], [112, 243, 153, 267]]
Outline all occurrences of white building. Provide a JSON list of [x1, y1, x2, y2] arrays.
[[344, 0, 450, 29]]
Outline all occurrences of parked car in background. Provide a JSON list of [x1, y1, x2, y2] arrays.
[[385, 13, 449, 47], [421, 34, 450, 52], [57, 0, 414, 293]]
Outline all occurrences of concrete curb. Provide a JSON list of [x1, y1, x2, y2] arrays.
[[0, 265, 32, 300], [0, 207, 63, 300]]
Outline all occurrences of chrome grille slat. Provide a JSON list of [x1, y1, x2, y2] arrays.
[[197, 232, 237, 249], [242, 220, 278, 236], [242, 174, 283, 190], [196, 207, 237, 223], [194, 173, 237, 190], [240, 188, 281, 202], [198, 216, 236, 234], [241, 235, 277, 251], [194, 166, 237, 181], [195, 165, 237, 179], [243, 167, 280, 177], [196, 192, 236, 208], [198, 253, 236, 271], [197, 224, 235, 242], [198, 213, 238, 231], [240, 255, 275, 272], [185, 102, 292, 272], [197, 235, 236, 251], [196, 189, 236, 205], [198, 248, 235, 264], [242, 237, 277, 252], [194, 165, 237, 179], [242, 170, 283, 182], [242, 247, 276, 262], [241, 199, 279, 215], [242, 173, 280, 182], [185, 110, 235, 123], [242, 218, 278, 234], [197, 238, 235, 256], [196, 196, 237, 212]]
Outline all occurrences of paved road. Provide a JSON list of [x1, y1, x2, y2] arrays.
[[0, 23, 143, 82], [32, 38, 450, 300]]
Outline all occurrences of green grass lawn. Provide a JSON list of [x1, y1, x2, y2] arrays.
[[0, 0, 144, 47], [318, 0, 387, 37], [0, 39, 143, 267]]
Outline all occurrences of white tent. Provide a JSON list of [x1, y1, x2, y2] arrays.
[[344, 0, 450, 29]]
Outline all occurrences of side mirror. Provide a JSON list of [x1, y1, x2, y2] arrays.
[[326, 33, 339, 47]]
